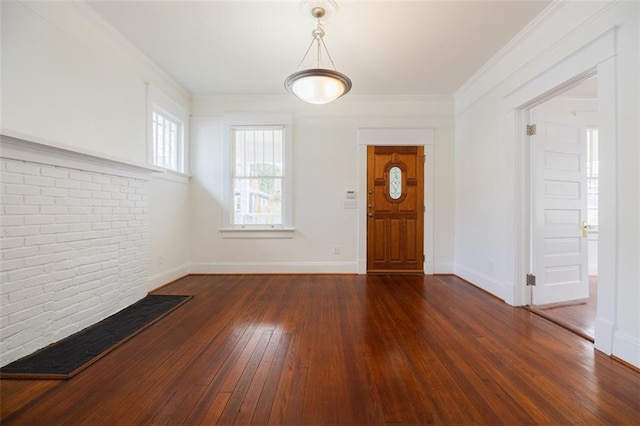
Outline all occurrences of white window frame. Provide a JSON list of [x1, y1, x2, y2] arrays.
[[151, 106, 184, 173], [146, 84, 190, 177], [220, 113, 294, 239]]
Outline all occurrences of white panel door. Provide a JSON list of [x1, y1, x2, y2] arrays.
[[530, 106, 589, 305]]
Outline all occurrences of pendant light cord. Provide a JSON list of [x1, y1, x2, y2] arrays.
[[294, 21, 338, 72], [318, 33, 338, 71]]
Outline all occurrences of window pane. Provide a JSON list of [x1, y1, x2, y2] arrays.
[[151, 108, 183, 172], [231, 126, 285, 226], [264, 130, 274, 167], [273, 135, 283, 177], [233, 177, 283, 225], [255, 130, 265, 174], [233, 130, 243, 176], [389, 166, 402, 199]]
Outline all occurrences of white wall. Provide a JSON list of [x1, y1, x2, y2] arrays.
[[1, 1, 189, 164], [147, 173, 190, 290], [454, 1, 639, 367], [189, 96, 455, 274], [1, 0, 192, 293], [146, 85, 192, 291]]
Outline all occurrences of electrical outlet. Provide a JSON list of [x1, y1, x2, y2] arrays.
[[333, 246, 341, 255]]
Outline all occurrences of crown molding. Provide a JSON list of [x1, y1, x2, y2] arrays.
[[454, 0, 622, 115], [454, 0, 568, 98]]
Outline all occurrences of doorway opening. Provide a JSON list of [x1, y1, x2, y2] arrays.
[[356, 128, 434, 275], [525, 76, 599, 341]]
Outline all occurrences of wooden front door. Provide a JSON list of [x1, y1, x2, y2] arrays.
[[367, 146, 424, 273]]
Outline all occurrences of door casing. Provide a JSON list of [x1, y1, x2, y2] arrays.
[[507, 28, 617, 356]]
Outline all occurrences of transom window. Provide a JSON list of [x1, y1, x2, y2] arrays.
[[232, 126, 285, 226], [152, 108, 184, 172]]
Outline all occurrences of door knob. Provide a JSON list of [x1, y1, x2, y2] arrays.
[[368, 213, 373, 217], [582, 221, 588, 237]]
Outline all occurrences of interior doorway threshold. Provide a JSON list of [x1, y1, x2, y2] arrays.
[[524, 305, 595, 343]]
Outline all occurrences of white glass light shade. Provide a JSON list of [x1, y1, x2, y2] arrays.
[[285, 68, 352, 104]]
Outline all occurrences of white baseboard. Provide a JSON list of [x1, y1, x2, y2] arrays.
[[147, 264, 190, 291], [190, 261, 358, 275], [613, 330, 640, 369], [453, 265, 508, 303], [434, 262, 454, 274], [594, 316, 615, 355]]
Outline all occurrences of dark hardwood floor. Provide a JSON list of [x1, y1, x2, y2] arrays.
[[2, 274, 639, 425]]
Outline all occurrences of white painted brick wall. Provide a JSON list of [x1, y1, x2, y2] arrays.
[[0, 157, 149, 366]]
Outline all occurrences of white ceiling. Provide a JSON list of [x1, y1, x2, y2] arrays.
[[85, 0, 551, 97]]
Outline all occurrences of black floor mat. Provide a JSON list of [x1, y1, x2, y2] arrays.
[[0, 294, 191, 379]]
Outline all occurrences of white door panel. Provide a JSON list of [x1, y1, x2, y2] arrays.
[[531, 107, 589, 305]]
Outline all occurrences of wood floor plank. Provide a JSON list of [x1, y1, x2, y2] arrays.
[[0, 380, 59, 423], [200, 391, 231, 425], [2, 274, 639, 425]]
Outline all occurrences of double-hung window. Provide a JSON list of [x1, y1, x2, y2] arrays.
[[151, 107, 185, 173], [232, 126, 284, 225], [222, 114, 293, 238]]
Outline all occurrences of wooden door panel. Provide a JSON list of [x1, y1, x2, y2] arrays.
[[374, 219, 386, 262], [367, 145, 424, 273], [390, 219, 401, 259], [406, 220, 417, 259]]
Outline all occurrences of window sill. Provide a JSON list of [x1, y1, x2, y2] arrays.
[[151, 169, 191, 184], [220, 227, 295, 239]]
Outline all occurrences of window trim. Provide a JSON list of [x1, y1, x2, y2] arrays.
[[221, 113, 294, 239], [146, 84, 190, 175], [151, 105, 185, 173]]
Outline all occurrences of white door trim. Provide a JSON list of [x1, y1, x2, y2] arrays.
[[357, 128, 435, 275], [506, 28, 618, 355]]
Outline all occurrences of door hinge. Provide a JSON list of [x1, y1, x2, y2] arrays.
[[423, 254, 425, 261], [423, 205, 426, 213], [526, 124, 537, 136], [526, 273, 536, 286], [423, 154, 426, 163]]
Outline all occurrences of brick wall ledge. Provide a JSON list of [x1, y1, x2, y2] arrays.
[[0, 130, 162, 180]]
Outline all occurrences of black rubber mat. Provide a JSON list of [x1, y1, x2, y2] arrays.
[[0, 294, 191, 379]]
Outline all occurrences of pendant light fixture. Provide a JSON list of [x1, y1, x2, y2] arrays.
[[285, 0, 352, 104]]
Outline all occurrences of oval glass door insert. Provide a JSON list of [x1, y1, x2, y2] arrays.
[[389, 166, 402, 200]]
